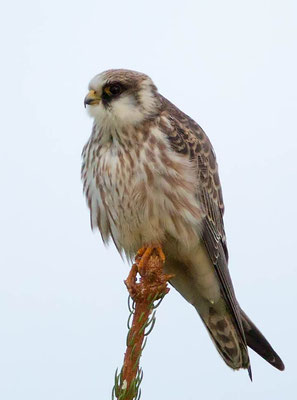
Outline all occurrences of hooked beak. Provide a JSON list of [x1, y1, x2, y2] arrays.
[[84, 90, 101, 108]]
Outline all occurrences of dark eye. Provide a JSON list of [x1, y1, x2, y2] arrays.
[[109, 84, 122, 95]]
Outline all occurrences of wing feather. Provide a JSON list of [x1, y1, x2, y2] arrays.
[[159, 95, 247, 347]]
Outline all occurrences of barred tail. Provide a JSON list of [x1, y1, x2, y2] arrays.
[[202, 306, 250, 372]]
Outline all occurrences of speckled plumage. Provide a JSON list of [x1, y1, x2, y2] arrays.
[[82, 69, 284, 375]]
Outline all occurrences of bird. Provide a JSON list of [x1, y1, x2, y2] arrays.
[[82, 69, 284, 377]]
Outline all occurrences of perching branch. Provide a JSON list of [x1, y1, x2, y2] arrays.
[[112, 246, 173, 400]]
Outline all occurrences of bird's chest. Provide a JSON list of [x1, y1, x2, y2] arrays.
[[82, 131, 202, 255], [93, 140, 170, 233], [97, 143, 148, 224]]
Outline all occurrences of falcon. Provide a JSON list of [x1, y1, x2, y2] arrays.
[[82, 69, 284, 377]]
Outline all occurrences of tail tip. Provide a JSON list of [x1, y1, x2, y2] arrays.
[[248, 365, 253, 381], [272, 355, 285, 371]]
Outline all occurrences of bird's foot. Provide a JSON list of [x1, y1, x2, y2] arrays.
[[125, 245, 172, 302], [136, 245, 165, 276]]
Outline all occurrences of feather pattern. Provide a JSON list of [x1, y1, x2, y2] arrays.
[[158, 95, 250, 370]]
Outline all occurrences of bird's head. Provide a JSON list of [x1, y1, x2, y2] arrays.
[[84, 69, 161, 127]]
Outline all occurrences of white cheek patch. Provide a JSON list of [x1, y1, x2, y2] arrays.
[[111, 94, 144, 126], [86, 95, 144, 128]]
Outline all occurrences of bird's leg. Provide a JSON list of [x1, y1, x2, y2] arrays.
[[135, 246, 147, 258], [136, 245, 165, 276], [126, 245, 168, 300], [136, 246, 155, 275], [156, 246, 166, 263]]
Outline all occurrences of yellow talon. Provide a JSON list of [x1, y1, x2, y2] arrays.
[[136, 245, 166, 276], [156, 246, 165, 263]]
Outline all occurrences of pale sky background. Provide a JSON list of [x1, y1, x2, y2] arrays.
[[1, 1, 296, 399]]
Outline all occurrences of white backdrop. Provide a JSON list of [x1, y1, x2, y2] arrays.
[[0, 1, 296, 399]]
